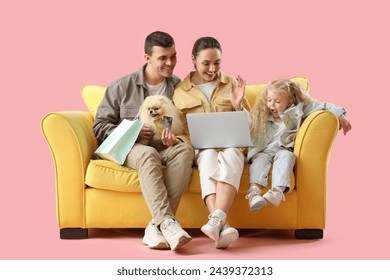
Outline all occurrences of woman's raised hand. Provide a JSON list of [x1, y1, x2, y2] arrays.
[[230, 75, 246, 111]]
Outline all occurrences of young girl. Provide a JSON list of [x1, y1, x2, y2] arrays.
[[246, 79, 351, 211]]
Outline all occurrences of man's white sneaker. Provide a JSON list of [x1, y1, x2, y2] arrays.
[[245, 185, 267, 211], [201, 213, 226, 241], [216, 223, 239, 249], [160, 218, 192, 250], [142, 221, 170, 249], [263, 188, 285, 206]]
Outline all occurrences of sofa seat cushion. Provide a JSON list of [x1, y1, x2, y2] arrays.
[[85, 160, 142, 192], [86, 159, 196, 193], [85, 159, 295, 194]]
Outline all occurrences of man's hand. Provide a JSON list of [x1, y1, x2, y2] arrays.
[[161, 128, 180, 146], [137, 125, 154, 141]]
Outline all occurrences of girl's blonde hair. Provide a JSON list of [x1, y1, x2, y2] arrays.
[[250, 79, 312, 143]]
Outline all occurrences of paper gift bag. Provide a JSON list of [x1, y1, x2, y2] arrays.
[[94, 119, 143, 165]]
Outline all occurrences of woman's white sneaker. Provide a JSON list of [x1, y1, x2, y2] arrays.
[[201, 209, 227, 241], [216, 223, 239, 249]]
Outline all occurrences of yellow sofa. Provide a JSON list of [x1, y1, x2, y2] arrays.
[[41, 76, 339, 240]]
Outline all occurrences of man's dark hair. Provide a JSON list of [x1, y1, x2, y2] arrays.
[[144, 31, 175, 55]]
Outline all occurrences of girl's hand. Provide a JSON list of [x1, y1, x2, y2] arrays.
[[339, 115, 352, 135], [161, 128, 180, 146], [230, 75, 246, 111]]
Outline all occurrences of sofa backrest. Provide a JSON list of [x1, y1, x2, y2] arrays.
[[81, 76, 309, 118], [81, 85, 106, 118]]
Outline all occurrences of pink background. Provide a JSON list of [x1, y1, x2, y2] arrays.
[[1, 0, 389, 260]]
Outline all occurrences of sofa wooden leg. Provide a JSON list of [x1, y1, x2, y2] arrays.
[[295, 229, 323, 239], [60, 228, 88, 239]]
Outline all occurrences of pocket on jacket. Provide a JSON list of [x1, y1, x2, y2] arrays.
[[120, 106, 140, 119], [175, 98, 205, 114], [182, 105, 206, 115], [213, 98, 233, 112], [283, 116, 299, 130], [175, 96, 202, 110], [280, 130, 298, 146]]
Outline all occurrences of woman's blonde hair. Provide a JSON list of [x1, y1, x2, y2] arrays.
[[250, 79, 312, 143]]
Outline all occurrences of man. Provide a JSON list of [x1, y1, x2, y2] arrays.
[[93, 31, 194, 250]]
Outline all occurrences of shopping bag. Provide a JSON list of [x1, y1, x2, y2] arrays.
[[94, 119, 143, 165]]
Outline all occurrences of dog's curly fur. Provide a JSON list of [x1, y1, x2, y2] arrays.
[[139, 95, 184, 150]]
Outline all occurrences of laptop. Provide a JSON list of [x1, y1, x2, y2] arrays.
[[186, 111, 254, 149]]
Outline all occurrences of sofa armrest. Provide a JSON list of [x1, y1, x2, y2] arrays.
[[41, 111, 98, 228], [293, 111, 339, 229]]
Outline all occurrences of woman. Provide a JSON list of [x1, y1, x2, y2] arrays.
[[173, 37, 250, 249]]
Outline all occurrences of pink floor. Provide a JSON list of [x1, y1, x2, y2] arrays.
[[2, 215, 388, 260]]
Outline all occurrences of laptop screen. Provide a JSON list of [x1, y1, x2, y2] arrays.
[[186, 111, 253, 149]]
